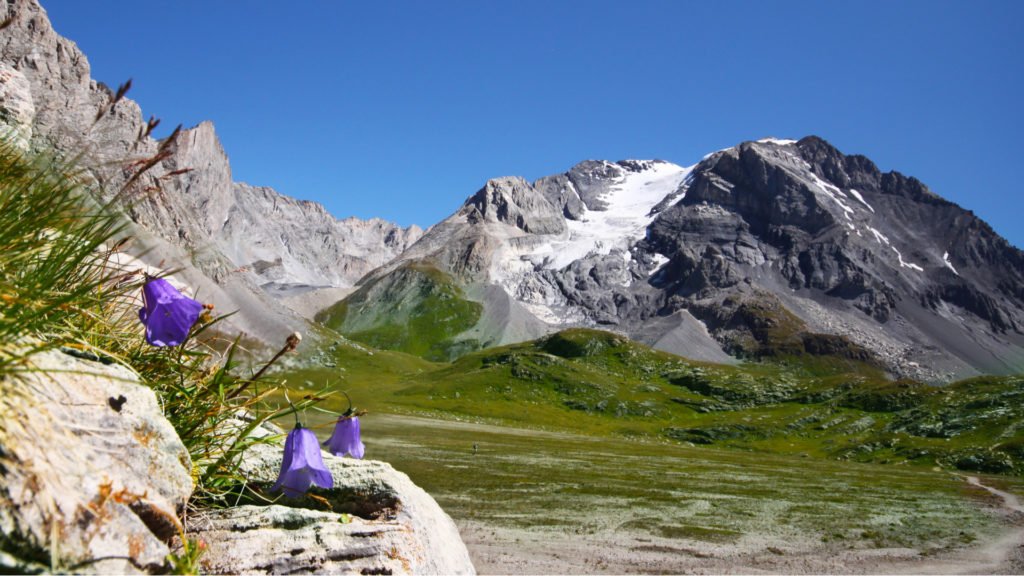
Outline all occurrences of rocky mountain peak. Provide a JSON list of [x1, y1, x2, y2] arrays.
[[461, 176, 566, 235]]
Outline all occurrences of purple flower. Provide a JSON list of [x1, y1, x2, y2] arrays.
[[324, 416, 365, 459], [272, 425, 334, 498], [138, 277, 204, 346]]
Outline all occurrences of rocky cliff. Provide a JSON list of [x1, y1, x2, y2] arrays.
[[0, 0, 421, 345], [334, 140, 1024, 381]]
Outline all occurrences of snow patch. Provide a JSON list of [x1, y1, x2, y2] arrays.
[[943, 251, 960, 276], [757, 137, 798, 146], [808, 172, 854, 214], [868, 226, 890, 245], [892, 246, 924, 272], [867, 226, 922, 272], [702, 146, 733, 161], [848, 188, 875, 213], [522, 161, 692, 271], [649, 253, 670, 277]]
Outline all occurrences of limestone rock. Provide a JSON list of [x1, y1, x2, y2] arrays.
[[0, 62, 34, 149], [188, 440, 475, 575], [0, 349, 192, 573], [462, 176, 566, 235], [224, 182, 422, 290]]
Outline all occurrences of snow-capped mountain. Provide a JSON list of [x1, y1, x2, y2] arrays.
[[337, 138, 1024, 381]]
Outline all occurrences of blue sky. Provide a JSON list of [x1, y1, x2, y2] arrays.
[[43, 1, 1023, 247]]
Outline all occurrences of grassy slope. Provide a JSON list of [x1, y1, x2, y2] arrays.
[[287, 327, 1024, 476], [316, 263, 482, 361]]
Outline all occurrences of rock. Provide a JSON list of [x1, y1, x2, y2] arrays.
[[0, 62, 34, 149], [188, 438, 475, 575], [0, 349, 474, 575], [0, 349, 192, 573], [223, 183, 422, 290], [462, 176, 566, 235]]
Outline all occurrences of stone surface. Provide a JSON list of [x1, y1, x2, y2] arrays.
[[0, 62, 34, 149], [462, 176, 566, 235], [188, 437, 475, 575], [224, 182, 422, 289], [0, 349, 192, 573]]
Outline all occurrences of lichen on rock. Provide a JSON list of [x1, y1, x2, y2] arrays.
[[0, 349, 192, 573]]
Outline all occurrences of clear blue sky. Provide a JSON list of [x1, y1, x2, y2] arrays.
[[42, 0, 1023, 248]]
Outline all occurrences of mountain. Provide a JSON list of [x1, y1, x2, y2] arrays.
[[322, 139, 1024, 382], [0, 0, 421, 344], [4, 0, 1022, 381]]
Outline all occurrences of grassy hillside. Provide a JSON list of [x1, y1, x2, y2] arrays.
[[316, 263, 482, 361], [288, 327, 1024, 476]]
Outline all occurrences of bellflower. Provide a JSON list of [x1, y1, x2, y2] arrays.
[[324, 416, 365, 459], [272, 425, 334, 498], [138, 277, 204, 346]]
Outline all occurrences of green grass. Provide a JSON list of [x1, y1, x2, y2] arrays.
[[324, 413, 1009, 571], [317, 262, 482, 361], [290, 327, 1024, 477]]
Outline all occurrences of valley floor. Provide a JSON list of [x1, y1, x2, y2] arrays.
[[337, 413, 1024, 575]]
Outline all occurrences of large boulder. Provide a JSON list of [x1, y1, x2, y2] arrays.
[[189, 436, 476, 575], [0, 349, 193, 573]]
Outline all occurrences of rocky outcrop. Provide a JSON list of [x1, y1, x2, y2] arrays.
[[188, 440, 474, 575], [644, 137, 1024, 379], [0, 62, 33, 149], [462, 177, 566, 235], [0, 349, 192, 573], [223, 183, 422, 289]]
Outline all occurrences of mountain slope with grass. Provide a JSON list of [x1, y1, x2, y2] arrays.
[[291, 327, 1024, 476]]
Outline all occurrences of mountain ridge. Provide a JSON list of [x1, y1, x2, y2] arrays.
[[328, 137, 1024, 382], [0, 0, 421, 345]]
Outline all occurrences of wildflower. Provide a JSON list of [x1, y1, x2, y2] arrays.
[[272, 425, 334, 497], [324, 416, 365, 459], [137, 277, 203, 346]]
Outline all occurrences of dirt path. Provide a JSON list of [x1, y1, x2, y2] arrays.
[[966, 476, 1024, 515], [876, 475, 1024, 575]]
